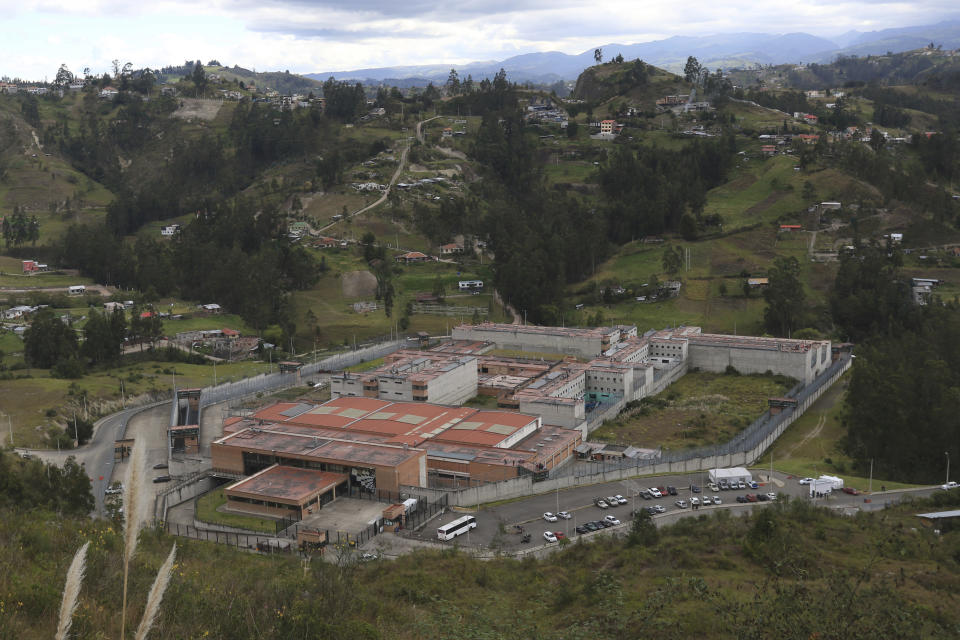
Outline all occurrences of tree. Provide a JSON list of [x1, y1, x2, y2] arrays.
[[684, 56, 703, 84], [594, 48, 603, 64], [614, 53, 624, 64], [191, 61, 207, 97], [54, 63, 74, 88], [662, 245, 683, 275], [446, 68, 460, 95], [627, 507, 658, 546], [24, 308, 80, 369], [801, 180, 817, 202], [762, 256, 805, 336]]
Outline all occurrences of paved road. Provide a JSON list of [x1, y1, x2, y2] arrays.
[[15, 401, 170, 516], [409, 470, 940, 553]]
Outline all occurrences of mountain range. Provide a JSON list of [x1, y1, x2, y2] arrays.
[[306, 19, 960, 86]]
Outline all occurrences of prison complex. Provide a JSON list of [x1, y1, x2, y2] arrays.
[[214, 322, 833, 519]]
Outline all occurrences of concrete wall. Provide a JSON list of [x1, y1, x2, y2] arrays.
[[688, 343, 817, 383], [407, 357, 850, 507], [452, 326, 603, 359], [425, 361, 478, 405], [519, 398, 584, 429]]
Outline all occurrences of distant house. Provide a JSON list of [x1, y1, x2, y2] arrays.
[[748, 277, 769, 288], [805, 90, 825, 99], [104, 302, 125, 312], [22, 260, 48, 273], [441, 127, 453, 138], [99, 86, 118, 99], [796, 134, 820, 145], [395, 251, 433, 264], [314, 236, 339, 249], [600, 120, 615, 134], [779, 224, 802, 232], [803, 114, 819, 125], [3, 305, 36, 320], [160, 224, 181, 237], [200, 303, 222, 314], [761, 145, 777, 156], [439, 243, 464, 255]]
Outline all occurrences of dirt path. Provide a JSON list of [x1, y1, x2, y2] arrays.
[[316, 114, 440, 234], [0, 284, 114, 296], [787, 411, 827, 458]]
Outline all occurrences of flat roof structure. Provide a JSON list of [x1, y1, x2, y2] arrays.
[[225, 465, 347, 504], [428, 340, 495, 355]]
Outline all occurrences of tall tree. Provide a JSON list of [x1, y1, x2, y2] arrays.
[[762, 256, 805, 336], [594, 48, 603, 64], [24, 308, 79, 368]]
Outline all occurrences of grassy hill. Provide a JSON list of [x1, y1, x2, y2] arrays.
[[572, 60, 692, 108], [1, 486, 958, 638]]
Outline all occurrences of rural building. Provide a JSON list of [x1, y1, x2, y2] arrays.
[[708, 467, 753, 485], [395, 251, 433, 264], [440, 243, 464, 255], [224, 465, 348, 519], [331, 353, 478, 405]]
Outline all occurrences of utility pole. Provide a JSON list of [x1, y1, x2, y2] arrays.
[[947, 451, 951, 486], [869, 458, 873, 493]]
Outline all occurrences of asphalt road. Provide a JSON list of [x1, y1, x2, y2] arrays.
[[411, 471, 940, 552], [15, 401, 170, 516]]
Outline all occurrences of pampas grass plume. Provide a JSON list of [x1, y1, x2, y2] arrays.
[[134, 543, 177, 640], [55, 541, 89, 640], [121, 443, 147, 639]]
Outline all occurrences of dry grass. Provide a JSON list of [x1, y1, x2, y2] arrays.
[[121, 444, 146, 638], [55, 541, 89, 640], [134, 543, 177, 640]]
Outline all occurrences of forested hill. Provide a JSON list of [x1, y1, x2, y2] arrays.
[[572, 59, 690, 105]]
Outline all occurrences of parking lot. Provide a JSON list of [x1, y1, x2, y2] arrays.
[[410, 469, 908, 551]]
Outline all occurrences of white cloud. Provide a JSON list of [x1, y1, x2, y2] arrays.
[[0, 0, 957, 79]]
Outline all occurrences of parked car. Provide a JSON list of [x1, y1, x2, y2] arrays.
[[576, 525, 589, 534], [543, 512, 558, 522], [657, 486, 668, 497], [648, 488, 662, 498], [603, 515, 621, 526], [543, 531, 558, 543], [941, 481, 959, 490], [798, 477, 814, 485], [152, 475, 172, 483], [748, 481, 759, 489], [690, 484, 701, 493], [667, 486, 678, 496], [645, 506, 658, 515], [640, 491, 652, 500], [737, 480, 746, 489], [766, 492, 778, 500], [675, 500, 688, 509], [691, 497, 700, 507], [736, 495, 748, 503], [584, 521, 600, 532], [614, 494, 628, 505], [712, 495, 722, 505], [606, 496, 620, 507], [841, 487, 859, 495], [719, 482, 729, 491], [653, 504, 666, 514], [595, 498, 609, 509], [554, 531, 567, 540], [707, 483, 719, 492], [757, 493, 770, 501], [105, 482, 123, 495], [557, 511, 572, 519], [153, 463, 168, 470], [745, 493, 757, 502]]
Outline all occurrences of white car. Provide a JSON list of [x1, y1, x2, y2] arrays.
[[798, 477, 814, 485], [652, 504, 666, 513], [675, 500, 688, 509], [603, 515, 621, 526], [543, 531, 558, 543], [614, 494, 628, 505], [712, 496, 722, 505], [690, 497, 700, 507], [105, 483, 124, 495], [543, 512, 558, 522], [766, 492, 778, 501], [649, 488, 662, 498], [557, 511, 572, 519], [941, 481, 959, 490]]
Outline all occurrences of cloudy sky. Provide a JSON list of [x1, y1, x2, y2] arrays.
[[2, 1, 958, 80]]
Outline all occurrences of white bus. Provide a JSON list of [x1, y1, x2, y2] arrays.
[[437, 515, 477, 541], [458, 280, 483, 291], [68, 285, 86, 295]]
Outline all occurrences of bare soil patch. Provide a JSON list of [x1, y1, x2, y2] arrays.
[[342, 270, 377, 298], [171, 98, 223, 121]]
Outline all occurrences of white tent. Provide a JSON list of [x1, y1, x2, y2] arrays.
[[708, 467, 753, 485]]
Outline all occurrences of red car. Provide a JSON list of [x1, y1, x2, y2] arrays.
[[554, 531, 567, 540], [745, 493, 758, 502], [842, 487, 860, 495]]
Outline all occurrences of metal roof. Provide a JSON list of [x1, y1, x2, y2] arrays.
[[916, 510, 960, 519]]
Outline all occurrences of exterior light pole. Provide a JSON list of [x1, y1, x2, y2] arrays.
[[946, 451, 951, 486]]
